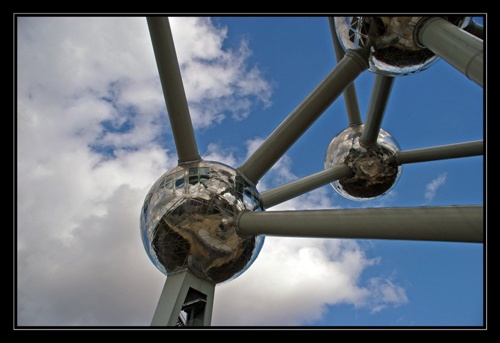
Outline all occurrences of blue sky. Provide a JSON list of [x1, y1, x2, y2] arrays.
[[16, 15, 484, 328]]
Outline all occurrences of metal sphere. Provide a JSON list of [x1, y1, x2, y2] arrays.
[[140, 160, 265, 284], [334, 16, 471, 76], [325, 125, 402, 201]]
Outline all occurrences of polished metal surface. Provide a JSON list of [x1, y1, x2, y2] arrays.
[[334, 16, 471, 76], [140, 160, 265, 284], [324, 124, 402, 200]]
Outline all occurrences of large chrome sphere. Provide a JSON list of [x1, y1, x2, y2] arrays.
[[325, 125, 402, 201], [334, 16, 471, 76], [140, 160, 265, 284]]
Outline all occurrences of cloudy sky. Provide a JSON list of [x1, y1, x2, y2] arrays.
[[15, 15, 484, 328]]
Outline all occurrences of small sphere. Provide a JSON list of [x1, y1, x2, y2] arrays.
[[325, 125, 402, 200], [140, 160, 265, 284], [334, 16, 471, 76]]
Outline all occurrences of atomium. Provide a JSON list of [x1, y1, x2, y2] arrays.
[[334, 16, 471, 76], [140, 16, 483, 326], [325, 125, 402, 201], [140, 160, 265, 284]]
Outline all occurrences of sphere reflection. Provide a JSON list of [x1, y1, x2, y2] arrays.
[[334, 16, 471, 76], [325, 125, 402, 200], [140, 160, 265, 284]]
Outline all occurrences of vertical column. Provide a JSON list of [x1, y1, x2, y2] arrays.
[[151, 270, 215, 326]]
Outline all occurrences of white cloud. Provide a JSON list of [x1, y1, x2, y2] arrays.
[[424, 172, 448, 203], [212, 237, 389, 326], [202, 142, 239, 166], [213, 239, 341, 325], [365, 277, 409, 314], [170, 17, 273, 128]]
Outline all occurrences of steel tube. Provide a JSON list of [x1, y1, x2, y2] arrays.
[[395, 140, 483, 164], [260, 164, 351, 209], [147, 17, 201, 164], [238, 206, 483, 243], [238, 48, 370, 185], [361, 75, 394, 147], [328, 17, 362, 126], [416, 17, 483, 87]]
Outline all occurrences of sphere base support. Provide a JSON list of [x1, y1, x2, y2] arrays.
[[151, 270, 215, 327]]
